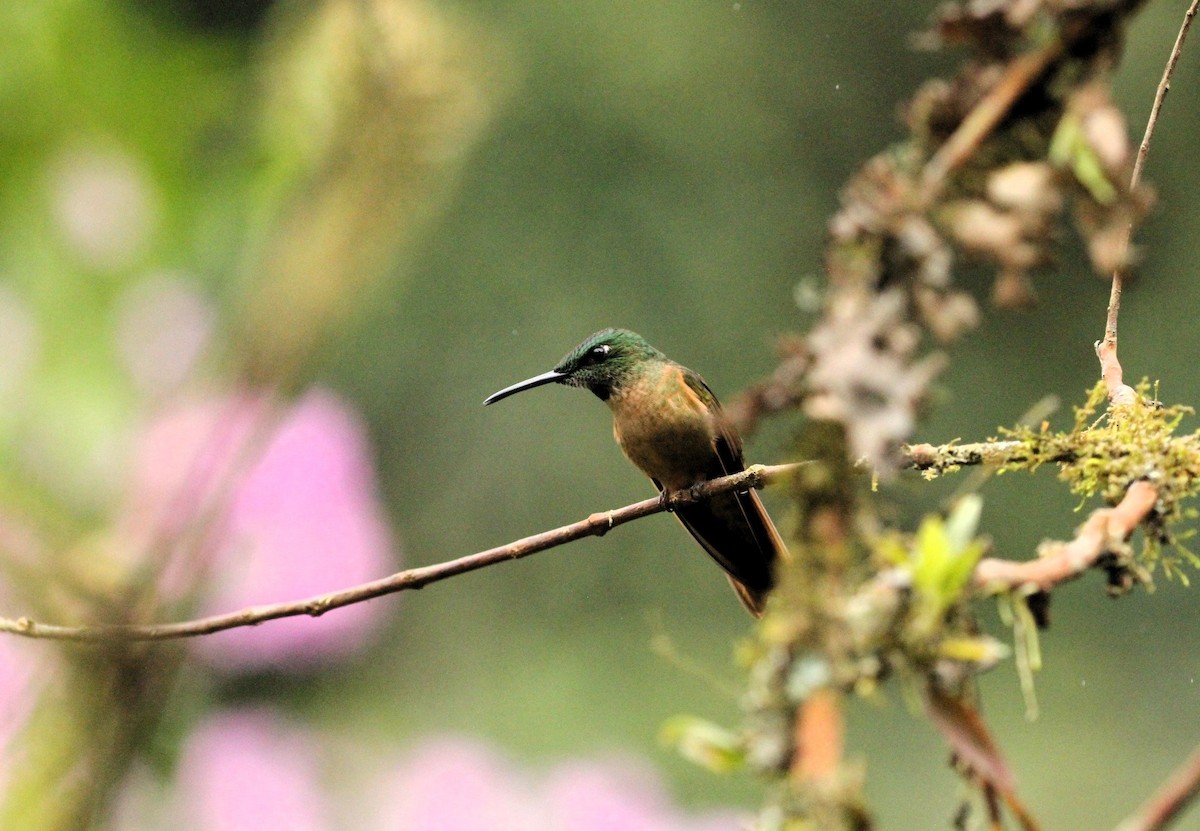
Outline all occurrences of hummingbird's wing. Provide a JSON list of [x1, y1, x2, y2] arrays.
[[671, 369, 789, 617]]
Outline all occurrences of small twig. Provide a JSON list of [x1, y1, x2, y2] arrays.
[[0, 463, 804, 644], [1099, 0, 1198, 404], [919, 36, 1065, 201], [1132, 1, 1197, 202], [1115, 743, 1200, 831], [972, 479, 1158, 592]]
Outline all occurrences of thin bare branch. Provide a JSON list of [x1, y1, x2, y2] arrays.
[[1132, 1, 1198, 189], [0, 463, 804, 644], [1099, 0, 1199, 404], [1116, 744, 1200, 831]]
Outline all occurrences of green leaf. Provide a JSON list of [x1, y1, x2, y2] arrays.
[[943, 494, 982, 553], [659, 716, 745, 773], [938, 635, 1010, 666], [1049, 112, 1117, 204], [908, 498, 987, 630]]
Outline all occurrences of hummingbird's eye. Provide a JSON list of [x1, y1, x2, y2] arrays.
[[581, 344, 611, 365]]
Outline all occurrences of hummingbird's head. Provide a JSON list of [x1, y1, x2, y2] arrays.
[[483, 328, 664, 405], [551, 328, 663, 400]]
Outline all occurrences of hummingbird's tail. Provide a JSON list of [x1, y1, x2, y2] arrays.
[[675, 488, 788, 618], [726, 574, 768, 618]]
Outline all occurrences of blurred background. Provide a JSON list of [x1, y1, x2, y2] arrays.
[[0, 0, 1198, 828]]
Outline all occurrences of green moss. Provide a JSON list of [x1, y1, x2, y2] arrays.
[[1000, 380, 1200, 578]]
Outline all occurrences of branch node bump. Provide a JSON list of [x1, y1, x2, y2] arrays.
[[587, 511, 616, 536]]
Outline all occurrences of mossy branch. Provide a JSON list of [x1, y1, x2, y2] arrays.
[[904, 439, 1069, 473]]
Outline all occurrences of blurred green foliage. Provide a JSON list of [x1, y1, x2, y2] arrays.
[[1, 0, 1199, 828]]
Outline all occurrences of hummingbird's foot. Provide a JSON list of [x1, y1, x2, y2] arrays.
[[684, 482, 709, 506], [660, 483, 708, 512]]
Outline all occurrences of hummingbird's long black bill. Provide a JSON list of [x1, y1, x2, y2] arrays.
[[483, 370, 566, 406]]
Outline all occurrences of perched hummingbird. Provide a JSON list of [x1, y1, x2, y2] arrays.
[[484, 328, 787, 617]]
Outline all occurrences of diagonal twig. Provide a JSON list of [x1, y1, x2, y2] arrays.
[[1098, 0, 1199, 405], [919, 36, 1065, 201], [1115, 743, 1200, 831], [0, 463, 804, 643]]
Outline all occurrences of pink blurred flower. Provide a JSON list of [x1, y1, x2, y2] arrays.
[[372, 738, 536, 831], [372, 737, 745, 831], [122, 729, 744, 831], [126, 388, 396, 670], [546, 758, 716, 831], [176, 709, 329, 831]]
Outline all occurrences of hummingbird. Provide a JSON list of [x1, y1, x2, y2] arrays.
[[484, 328, 787, 617]]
